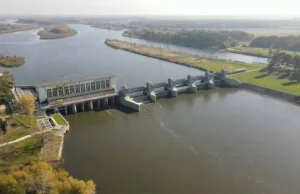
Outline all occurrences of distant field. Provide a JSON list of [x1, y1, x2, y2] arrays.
[[227, 46, 300, 58], [105, 39, 265, 73], [230, 68, 300, 96], [218, 28, 300, 37]]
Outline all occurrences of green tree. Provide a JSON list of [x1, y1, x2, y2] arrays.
[[293, 55, 300, 71]]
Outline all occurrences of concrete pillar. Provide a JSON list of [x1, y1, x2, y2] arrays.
[[72, 104, 77, 113], [104, 98, 108, 107], [65, 106, 68, 115], [81, 103, 85, 111], [96, 99, 101, 109], [88, 101, 93, 110]]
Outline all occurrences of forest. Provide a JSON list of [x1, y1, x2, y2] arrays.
[[250, 35, 300, 52], [124, 29, 254, 49]]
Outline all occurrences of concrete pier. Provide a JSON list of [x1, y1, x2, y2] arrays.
[[88, 101, 93, 110], [167, 78, 178, 97], [72, 104, 77, 113], [145, 82, 156, 102], [187, 75, 197, 93], [65, 106, 68, 115]]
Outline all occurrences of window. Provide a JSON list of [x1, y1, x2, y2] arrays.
[[106, 80, 110, 88], [70, 86, 75, 94], [58, 88, 64, 96], [101, 81, 105, 89], [81, 84, 85, 92], [47, 89, 52, 98], [75, 85, 80, 93], [96, 81, 101, 90], [64, 86, 70, 95], [91, 82, 96, 90], [53, 88, 58, 97], [86, 83, 90, 92]]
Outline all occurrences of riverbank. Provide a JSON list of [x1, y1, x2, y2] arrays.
[[91, 23, 125, 31], [105, 39, 264, 73], [0, 25, 39, 35], [230, 68, 300, 96], [38, 24, 77, 40], [0, 56, 25, 67]]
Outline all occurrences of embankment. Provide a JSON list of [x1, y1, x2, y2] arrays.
[[224, 77, 300, 104], [105, 39, 262, 73]]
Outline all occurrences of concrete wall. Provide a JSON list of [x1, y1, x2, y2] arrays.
[[224, 78, 242, 87], [119, 97, 141, 112]]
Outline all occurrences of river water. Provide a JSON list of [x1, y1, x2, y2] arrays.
[[1, 23, 300, 194]]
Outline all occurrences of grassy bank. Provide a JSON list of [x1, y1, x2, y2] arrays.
[[105, 39, 264, 73], [38, 24, 77, 40], [0, 56, 25, 67], [230, 68, 300, 96], [227, 46, 300, 58], [52, 114, 67, 125]]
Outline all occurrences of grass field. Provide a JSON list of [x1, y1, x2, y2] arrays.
[[227, 46, 300, 58], [52, 114, 67, 126], [0, 137, 41, 172], [106, 39, 265, 73], [231, 68, 300, 95]]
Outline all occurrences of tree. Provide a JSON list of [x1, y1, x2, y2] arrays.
[[18, 95, 35, 127], [293, 55, 300, 72], [0, 161, 96, 194], [268, 47, 273, 61]]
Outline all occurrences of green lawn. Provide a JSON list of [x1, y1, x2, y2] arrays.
[[52, 114, 67, 126], [230, 68, 300, 96], [0, 137, 41, 173], [196, 61, 264, 72]]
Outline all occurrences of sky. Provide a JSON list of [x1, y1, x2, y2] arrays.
[[1, 0, 300, 16]]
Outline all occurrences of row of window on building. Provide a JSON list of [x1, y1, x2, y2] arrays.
[[46, 80, 110, 98]]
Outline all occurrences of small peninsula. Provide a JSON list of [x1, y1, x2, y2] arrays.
[[37, 24, 77, 40], [0, 55, 25, 67], [0, 24, 38, 34]]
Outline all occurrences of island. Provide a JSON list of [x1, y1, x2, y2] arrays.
[[37, 24, 77, 40], [0, 24, 38, 34], [0, 55, 25, 67]]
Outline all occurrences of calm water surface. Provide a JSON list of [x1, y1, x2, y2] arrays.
[[62, 89, 300, 194], [1, 23, 299, 194]]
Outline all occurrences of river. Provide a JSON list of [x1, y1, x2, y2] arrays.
[[1, 23, 300, 194]]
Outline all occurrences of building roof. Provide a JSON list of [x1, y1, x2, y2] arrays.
[[36, 74, 115, 88]]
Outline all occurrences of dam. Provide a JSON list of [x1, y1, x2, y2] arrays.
[[12, 69, 238, 114]]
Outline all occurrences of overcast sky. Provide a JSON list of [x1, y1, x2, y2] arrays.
[[1, 0, 299, 16]]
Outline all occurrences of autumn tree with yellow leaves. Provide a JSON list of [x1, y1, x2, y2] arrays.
[[18, 95, 35, 127], [0, 161, 96, 194]]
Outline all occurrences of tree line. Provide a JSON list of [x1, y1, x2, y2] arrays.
[[269, 52, 300, 70], [250, 35, 300, 52], [124, 29, 254, 49]]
